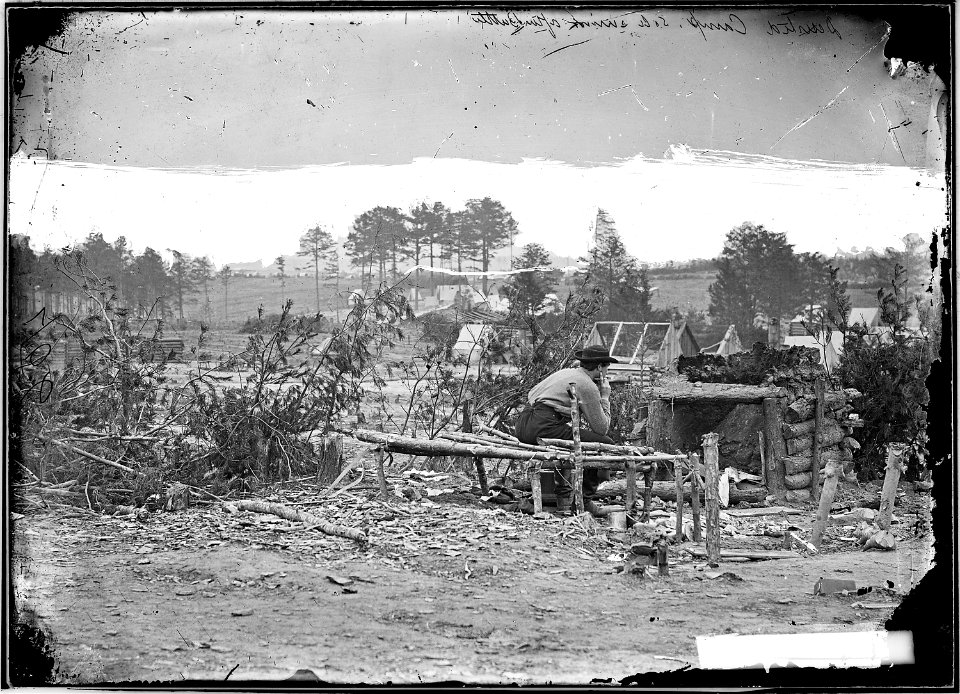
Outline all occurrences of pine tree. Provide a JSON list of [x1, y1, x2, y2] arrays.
[[579, 210, 651, 321], [463, 197, 518, 295], [298, 226, 334, 314]]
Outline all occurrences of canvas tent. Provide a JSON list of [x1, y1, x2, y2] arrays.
[[701, 324, 744, 357], [585, 321, 700, 381]]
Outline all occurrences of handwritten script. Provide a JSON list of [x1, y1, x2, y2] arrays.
[[469, 10, 843, 43]]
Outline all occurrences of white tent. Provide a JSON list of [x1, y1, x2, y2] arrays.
[[452, 323, 491, 365]]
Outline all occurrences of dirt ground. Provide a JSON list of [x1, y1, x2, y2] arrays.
[[11, 467, 935, 685]]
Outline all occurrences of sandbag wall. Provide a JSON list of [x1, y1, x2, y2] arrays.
[[779, 387, 862, 503]]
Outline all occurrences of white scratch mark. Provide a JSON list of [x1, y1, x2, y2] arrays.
[[878, 101, 906, 162], [846, 27, 891, 73], [628, 87, 649, 111], [448, 59, 460, 83], [598, 84, 631, 97], [713, 92, 720, 100], [868, 109, 876, 124], [434, 132, 454, 158], [771, 86, 849, 149]]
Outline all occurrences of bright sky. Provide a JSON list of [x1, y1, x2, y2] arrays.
[[8, 7, 948, 267], [8, 149, 946, 266]]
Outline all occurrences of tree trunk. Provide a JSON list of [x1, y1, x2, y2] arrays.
[[877, 444, 906, 530], [702, 432, 721, 567], [314, 253, 320, 314], [316, 434, 344, 485], [762, 398, 787, 501]]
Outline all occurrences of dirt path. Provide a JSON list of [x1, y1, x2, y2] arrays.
[[12, 491, 932, 685]]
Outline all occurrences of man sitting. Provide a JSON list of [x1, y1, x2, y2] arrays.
[[515, 345, 617, 515]]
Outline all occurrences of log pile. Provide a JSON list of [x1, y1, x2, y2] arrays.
[[780, 387, 862, 494]]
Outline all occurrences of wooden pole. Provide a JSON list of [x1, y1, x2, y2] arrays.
[[690, 454, 702, 542], [674, 458, 684, 544], [810, 378, 825, 502], [530, 464, 543, 515], [569, 383, 584, 516], [642, 464, 655, 522], [625, 461, 637, 528], [810, 459, 840, 549], [474, 457, 489, 495], [877, 443, 907, 530], [374, 447, 390, 500], [702, 433, 721, 568], [761, 398, 787, 501], [646, 400, 666, 450]]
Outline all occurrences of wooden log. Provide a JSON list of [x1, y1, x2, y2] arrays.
[[646, 400, 667, 450], [877, 444, 907, 530], [342, 429, 570, 461], [810, 379, 825, 501], [702, 432, 721, 567], [674, 458, 683, 545], [783, 455, 813, 475], [533, 458, 655, 471], [690, 458, 703, 542], [625, 461, 637, 528], [650, 384, 787, 404], [684, 546, 800, 561], [476, 423, 520, 442], [374, 447, 390, 500], [530, 466, 543, 515], [762, 398, 787, 501], [785, 392, 853, 423], [569, 383, 585, 516], [785, 422, 844, 455], [538, 438, 654, 455], [785, 488, 811, 503], [441, 431, 542, 451], [810, 459, 840, 549], [782, 419, 817, 440], [595, 479, 766, 504], [785, 472, 812, 490], [232, 500, 366, 543]]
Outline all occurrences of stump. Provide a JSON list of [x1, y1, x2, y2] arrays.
[[316, 433, 344, 486], [164, 482, 190, 511]]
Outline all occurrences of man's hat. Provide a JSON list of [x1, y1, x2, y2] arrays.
[[574, 345, 620, 364]]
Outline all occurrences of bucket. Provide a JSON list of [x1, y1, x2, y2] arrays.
[[607, 508, 627, 531]]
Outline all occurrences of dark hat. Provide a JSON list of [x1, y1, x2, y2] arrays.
[[574, 345, 619, 365]]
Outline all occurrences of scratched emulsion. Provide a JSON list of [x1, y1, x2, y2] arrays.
[[7, 5, 951, 685], [9, 8, 946, 170]]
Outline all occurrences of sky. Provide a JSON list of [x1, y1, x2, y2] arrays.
[[8, 7, 948, 267]]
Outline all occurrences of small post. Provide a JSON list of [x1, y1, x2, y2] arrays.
[[762, 397, 787, 501], [810, 378, 825, 501], [530, 464, 543, 515], [877, 443, 907, 530], [690, 453, 702, 542], [374, 446, 390, 500], [642, 463, 655, 522], [702, 433, 721, 568], [625, 461, 637, 528], [810, 459, 840, 549], [569, 383, 585, 516], [656, 538, 669, 576], [474, 457, 489, 496], [673, 458, 684, 544]]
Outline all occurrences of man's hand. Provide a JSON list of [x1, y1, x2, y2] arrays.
[[599, 373, 611, 399]]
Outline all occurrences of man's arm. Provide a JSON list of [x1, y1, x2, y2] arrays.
[[575, 374, 610, 435]]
